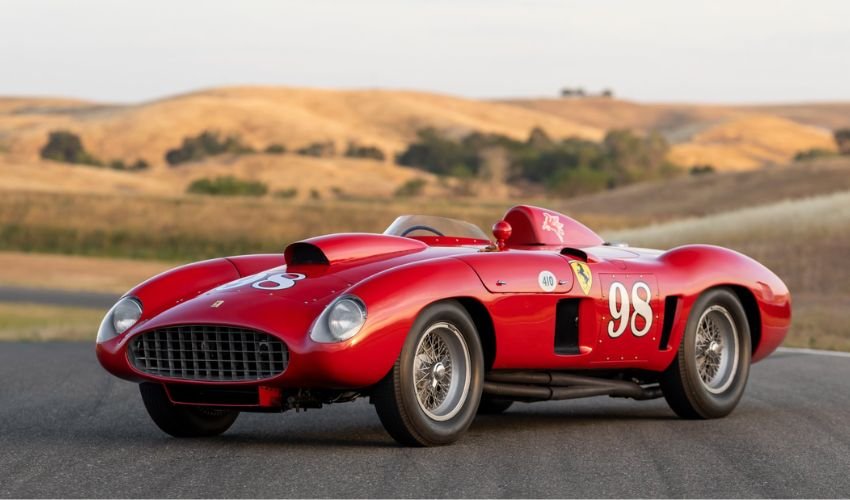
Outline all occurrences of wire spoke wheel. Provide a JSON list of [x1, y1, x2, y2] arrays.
[[694, 305, 739, 394], [411, 322, 471, 421]]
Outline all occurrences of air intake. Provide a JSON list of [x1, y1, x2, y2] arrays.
[[129, 325, 288, 382]]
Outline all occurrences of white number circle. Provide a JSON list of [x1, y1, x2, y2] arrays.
[[538, 270, 557, 292]]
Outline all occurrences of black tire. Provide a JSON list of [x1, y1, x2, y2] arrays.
[[661, 288, 751, 419], [477, 396, 513, 415], [139, 383, 239, 437], [373, 301, 484, 446]]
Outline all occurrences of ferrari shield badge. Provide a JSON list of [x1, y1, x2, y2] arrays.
[[570, 261, 592, 295]]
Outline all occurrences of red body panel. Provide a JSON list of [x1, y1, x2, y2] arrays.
[[96, 205, 791, 393]]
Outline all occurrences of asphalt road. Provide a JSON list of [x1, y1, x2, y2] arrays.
[[1, 344, 849, 498], [0, 286, 117, 309]]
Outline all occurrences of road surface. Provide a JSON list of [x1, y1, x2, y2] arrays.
[[0, 285, 116, 309], [0, 343, 848, 498]]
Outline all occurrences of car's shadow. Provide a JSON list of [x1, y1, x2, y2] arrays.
[[8, 401, 692, 450]]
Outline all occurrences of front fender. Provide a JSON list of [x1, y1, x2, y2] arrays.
[[301, 257, 490, 387]]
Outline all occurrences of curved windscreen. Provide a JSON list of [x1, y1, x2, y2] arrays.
[[384, 215, 489, 240]]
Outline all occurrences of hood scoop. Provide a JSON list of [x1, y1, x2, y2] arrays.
[[285, 233, 427, 267]]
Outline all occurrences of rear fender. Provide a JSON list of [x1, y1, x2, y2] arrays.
[[660, 245, 791, 364]]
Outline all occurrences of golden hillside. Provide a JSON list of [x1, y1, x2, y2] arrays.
[[0, 87, 602, 167], [502, 97, 843, 169], [1, 86, 847, 197], [0, 153, 442, 200]]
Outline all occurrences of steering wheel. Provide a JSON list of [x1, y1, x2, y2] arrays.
[[400, 225, 445, 237]]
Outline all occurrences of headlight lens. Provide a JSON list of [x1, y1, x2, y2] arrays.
[[311, 296, 367, 343], [97, 297, 142, 343]]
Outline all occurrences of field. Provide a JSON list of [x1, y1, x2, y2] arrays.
[[0, 303, 102, 341], [0, 188, 637, 261]]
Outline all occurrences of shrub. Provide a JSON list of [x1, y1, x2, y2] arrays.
[[296, 141, 335, 158], [394, 178, 427, 197], [186, 176, 268, 197], [40, 130, 102, 166], [309, 189, 321, 200], [130, 159, 150, 171], [265, 144, 286, 154], [794, 148, 837, 162], [690, 164, 716, 175], [344, 142, 385, 161], [109, 158, 150, 171], [832, 129, 850, 155], [166, 131, 255, 166], [274, 188, 297, 199]]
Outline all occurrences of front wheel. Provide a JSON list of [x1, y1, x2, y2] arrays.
[[661, 288, 751, 419], [373, 301, 484, 446], [139, 383, 239, 437]]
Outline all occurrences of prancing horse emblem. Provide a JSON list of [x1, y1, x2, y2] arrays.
[[210, 300, 224, 308], [570, 261, 593, 295]]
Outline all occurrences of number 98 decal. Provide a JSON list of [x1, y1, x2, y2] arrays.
[[607, 281, 653, 338]]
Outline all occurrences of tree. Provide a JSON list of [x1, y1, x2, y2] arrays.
[[265, 144, 286, 154], [344, 142, 385, 161], [394, 178, 427, 197], [296, 141, 336, 158], [396, 128, 479, 176], [526, 127, 553, 149], [166, 131, 255, 166], [40, 130, 102, 166], [834, 129, 850, 155]]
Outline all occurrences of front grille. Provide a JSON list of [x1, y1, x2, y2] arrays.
[[129, 325, 288, 381]]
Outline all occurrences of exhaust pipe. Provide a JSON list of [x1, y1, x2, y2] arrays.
[[483, 371, 663, 401]]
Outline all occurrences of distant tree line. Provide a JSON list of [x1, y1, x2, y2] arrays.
[[560, 87, 614, 99], [164, 130, 387, 165], [396, 127, 679, 196], [40, 130, 148, 171], [794, 128, 850, 163]]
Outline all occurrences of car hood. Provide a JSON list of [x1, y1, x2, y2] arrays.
[[130, 235, 481, 342]]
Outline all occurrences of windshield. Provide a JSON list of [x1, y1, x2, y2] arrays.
[[384, 215, 489, 240]]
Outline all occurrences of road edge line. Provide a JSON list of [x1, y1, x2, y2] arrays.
[[776, 347, 850, 358]]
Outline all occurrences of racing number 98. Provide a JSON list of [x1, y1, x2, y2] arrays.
[[607, 281, 653, 338]]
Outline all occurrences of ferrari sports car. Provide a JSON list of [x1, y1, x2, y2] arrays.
[[96, 205, 791, 446]]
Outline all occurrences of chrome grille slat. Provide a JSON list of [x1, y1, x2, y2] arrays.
[[129, 325, 288, 381]]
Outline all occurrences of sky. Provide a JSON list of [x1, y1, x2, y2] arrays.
[[1, 0, 849, 104]]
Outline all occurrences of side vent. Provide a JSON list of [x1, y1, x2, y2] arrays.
[[554, 299, 581, 355], [659, 296, 680, 350]]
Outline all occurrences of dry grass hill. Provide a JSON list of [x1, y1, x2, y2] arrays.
[[502, 97, 843, 170], [1, 86, 848, 194], [0, 87, 601, 167]]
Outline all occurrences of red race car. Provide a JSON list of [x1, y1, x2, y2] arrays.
[[96, 205, 791, 446]]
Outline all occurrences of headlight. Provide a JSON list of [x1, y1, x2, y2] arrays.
[[97, 297, 142, 343], [310, 296, 367, 343]]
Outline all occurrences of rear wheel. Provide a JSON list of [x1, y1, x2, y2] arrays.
[[661, 288, 751, 419], [373, 301, 484, 446], [139, 383, 239, 437]]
